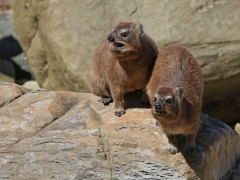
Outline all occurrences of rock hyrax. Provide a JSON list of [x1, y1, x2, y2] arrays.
[[90, 22, 158, 116], [147, 45, 203, 153]]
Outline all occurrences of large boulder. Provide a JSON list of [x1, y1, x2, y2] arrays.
[[12, 0, 240, 124], [0, 82, 240, 179]]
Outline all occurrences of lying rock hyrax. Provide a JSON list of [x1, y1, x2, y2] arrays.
[[147, 45, 203, 153], [90, 22, 158, 116]]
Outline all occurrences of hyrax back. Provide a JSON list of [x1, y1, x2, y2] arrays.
[[89, 22, 158, 116], [147, 45, 203, 153]]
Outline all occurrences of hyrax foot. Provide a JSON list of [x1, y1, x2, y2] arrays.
[[185, 134, 197, 153], [166, 134, 179, 154], [168, 144, 179, 154], [184, 144, 196, 154], [115, 109, 126, 117], [99, 97, 113, 106]]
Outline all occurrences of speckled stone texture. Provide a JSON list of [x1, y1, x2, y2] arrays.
[[0, 82, 239, 179]]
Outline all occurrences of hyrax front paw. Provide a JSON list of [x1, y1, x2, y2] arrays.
[[115, 109, 126, 117], [99, 97, 113, 106], [168, 144, 179, 154]]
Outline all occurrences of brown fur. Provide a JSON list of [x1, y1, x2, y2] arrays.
[[147, 45, 203, 153], [89, 22, 158, 116]]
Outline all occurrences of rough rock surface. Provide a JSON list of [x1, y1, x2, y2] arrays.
[[22, 80, 40, 90], [235, 123, 240, 135], [0, 82, 240, 179], [12, 0, 240, 124]]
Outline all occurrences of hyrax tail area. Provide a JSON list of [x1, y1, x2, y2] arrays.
[[147, 45, 204, 153], [89, 22, 158, 116]]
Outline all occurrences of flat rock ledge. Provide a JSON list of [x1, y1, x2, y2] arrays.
[[0, 82, 240, 180]]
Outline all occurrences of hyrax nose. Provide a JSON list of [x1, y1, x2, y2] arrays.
[[107, 34, 114, 42], [154, 102, 161, 110]]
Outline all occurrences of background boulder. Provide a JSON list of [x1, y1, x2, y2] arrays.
[[12, 0, 240, 124]]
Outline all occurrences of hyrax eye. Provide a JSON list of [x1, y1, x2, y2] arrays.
[[120, 32, 128, 37], [165, 98, 172, 104]]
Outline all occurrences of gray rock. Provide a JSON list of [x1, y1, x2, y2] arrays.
[[12, 53, 33, 75], [22, 80, 40, 90], [0, 72, 14, 83], [0, 3, 34, 84], [0, 82, 239, 179], [0, 9, 15, 39]]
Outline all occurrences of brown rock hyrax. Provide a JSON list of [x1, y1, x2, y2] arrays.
[[89, 22, 158, 116], [147, 45, 203, 154]]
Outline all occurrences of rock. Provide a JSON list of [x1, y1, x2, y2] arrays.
[[22, 80, 40, 90], [0, 2, 34, 85], [0, 82, 239, 179], [0, 58, 14, 83], [0, 0, 11, 10], [0, 2, 15, 84], [0, 2, 14, 39], [12, 0, 240, 124], [235, 123, 240, 134], [0, 54, 33, 85], [0, 82, 29, 106], [0, 72, 14, 83], [0, 36, 32, 84], [12, 53, 33, 75], [0, 36, 22, 60]]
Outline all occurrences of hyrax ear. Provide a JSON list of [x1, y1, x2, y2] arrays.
[[175, 87, 184, 99], [138, 24, 144, 34]]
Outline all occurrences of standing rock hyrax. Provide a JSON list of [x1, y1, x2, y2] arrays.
[[147, 45, 203, 154], [90, 22, 158, 116]]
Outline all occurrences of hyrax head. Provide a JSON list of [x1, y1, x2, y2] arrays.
[[107, 22, 144, 60], [153, 85, 184, 121]]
